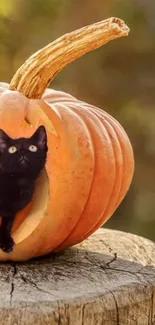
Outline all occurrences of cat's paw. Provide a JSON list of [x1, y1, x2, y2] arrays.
[[0, 236, 15, 253]]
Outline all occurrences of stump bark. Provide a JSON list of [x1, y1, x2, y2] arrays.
[[0, 228, 155, 324]]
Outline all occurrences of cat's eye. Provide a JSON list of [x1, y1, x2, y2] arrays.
[[8, 146, 17, 154], [29, 145, 37, 152]]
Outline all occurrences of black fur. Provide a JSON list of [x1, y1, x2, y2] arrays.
[[0, 125, 48, 253]]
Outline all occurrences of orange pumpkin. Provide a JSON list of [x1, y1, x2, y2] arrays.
[[0, 18, 134, 261]]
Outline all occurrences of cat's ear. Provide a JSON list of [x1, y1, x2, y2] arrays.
[[0, 129, 10, 152], [32, 126, 47, 150]]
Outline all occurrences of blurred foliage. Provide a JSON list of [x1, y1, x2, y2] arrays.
[[0, 0, 155, 241]]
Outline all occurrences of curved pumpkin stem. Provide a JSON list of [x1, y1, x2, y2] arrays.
[[9, 17, 129, 99]]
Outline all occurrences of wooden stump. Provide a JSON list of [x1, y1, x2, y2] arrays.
[[0, 228, 155, 324]]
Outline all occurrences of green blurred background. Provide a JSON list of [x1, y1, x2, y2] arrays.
[[0, 0, 155, 241]]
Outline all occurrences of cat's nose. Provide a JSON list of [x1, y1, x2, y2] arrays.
[[19, 151, 25, 157]]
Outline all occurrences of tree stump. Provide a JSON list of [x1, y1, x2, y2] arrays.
[[0, 228, 155, 324]]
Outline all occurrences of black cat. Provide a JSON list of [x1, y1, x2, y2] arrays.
[[0, 125, 48, 253]]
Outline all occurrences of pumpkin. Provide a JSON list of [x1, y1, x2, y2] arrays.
[[0, 17, 134, 261]]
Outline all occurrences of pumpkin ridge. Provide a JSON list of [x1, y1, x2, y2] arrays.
[[81, 102, 134, 205], [87, 107, 124, 208], [37, 102, 96, 254], [91, 112, 123, 216], [58, 104, 118, 247], [103, 113, 134, 206], [54, 103, 116, 251], [79, 109, 124, 241], [50, 103, 97, 250], [81, 105, 134, 239]]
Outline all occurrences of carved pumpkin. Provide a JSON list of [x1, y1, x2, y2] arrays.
[[0, 18, 134, 261]]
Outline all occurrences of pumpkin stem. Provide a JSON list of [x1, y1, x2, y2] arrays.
[[9, 17, 129, 99]]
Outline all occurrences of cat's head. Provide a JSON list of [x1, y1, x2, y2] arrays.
[[0, 126, 48, 176]]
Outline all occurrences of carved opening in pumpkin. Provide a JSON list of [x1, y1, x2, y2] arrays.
[[12, 168, 50, 244]]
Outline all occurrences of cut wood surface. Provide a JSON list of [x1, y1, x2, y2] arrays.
[[0, 228, 155, 324]]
